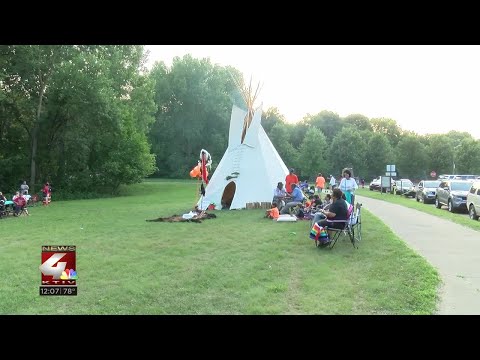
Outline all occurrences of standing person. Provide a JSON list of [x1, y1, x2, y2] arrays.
[[20, 181, 29, 195], [285, 168, 299, 194], [329, 175, 336, 190], [360, 178, 365, 189], [42, 182, 51, 206], [315, 173, 326, 194], [273, 182, 287, 211], [339, 169, 358, 205]]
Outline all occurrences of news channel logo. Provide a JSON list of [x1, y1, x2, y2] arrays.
[[39, 245, 78, 296]]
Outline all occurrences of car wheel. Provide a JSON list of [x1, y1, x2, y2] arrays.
[[448, 199, 454, 213], [435, 198, 441, 209], [469, 205, 479, 220]]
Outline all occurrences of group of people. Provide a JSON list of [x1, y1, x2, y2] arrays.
[[0, 190, 28, 217], [265, 168, 358, 222], [0, 181, 53, 219]]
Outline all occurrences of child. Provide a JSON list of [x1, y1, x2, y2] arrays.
[[265, 202, 280, 219], [305, 196, 313, 209]]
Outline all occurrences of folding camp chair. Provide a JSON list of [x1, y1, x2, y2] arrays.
[[325, 203, 362, 249], [18, 205, 29, 216]]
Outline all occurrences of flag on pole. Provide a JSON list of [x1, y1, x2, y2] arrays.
[[201, 152, 209, 185]]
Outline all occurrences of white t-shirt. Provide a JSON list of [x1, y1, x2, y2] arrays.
[[339, 177, 358, 193]]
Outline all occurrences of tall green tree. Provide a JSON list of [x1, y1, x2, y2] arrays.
[[269, 123, 299, 170], [329, 128, 368, 178], [288, 121, 309, 149], [446, 130, 474, 147], [365, 133, 394, 179], [1, 45, 156, 194], [1, 45, 77, 192], [371, 117, 403, 147], [424, 134, 454, 175], [262, 107, 286, 134], [297, 127, 329, 179], [395, 135, 428, 179], [304, 110, 343, 142], [149, 55, 237, 178], [343, 114, 373, 132], [455, 138, 480, 174]]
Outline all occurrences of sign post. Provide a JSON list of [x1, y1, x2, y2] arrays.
[[383, 165, 396, 194]]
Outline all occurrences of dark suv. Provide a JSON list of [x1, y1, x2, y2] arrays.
[[435, 180, 472, 212]]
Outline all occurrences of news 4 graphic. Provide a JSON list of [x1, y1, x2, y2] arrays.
[[39, 245, 78, 296]]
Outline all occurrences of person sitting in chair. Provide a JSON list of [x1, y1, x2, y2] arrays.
[[310, 194, 331, 225], [316, 188, 348, 230], [273, 182, 287, 211], [13, 192, 28, 216], [280, 183, 305, 215], [0, 192, 6, 218]]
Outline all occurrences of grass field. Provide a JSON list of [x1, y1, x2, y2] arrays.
[[0, 180, 440, 314], [356, 188, 480, 232]]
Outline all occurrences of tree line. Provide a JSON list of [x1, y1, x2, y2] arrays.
[[1, 46, 479, 198]]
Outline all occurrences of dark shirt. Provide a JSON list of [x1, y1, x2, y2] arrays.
[[328, 199, 348, 221]]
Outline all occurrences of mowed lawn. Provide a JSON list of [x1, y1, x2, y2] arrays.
[[0, 180, 440, 314]]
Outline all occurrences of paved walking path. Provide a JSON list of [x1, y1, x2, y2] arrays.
[[356, 195, 480, 315]]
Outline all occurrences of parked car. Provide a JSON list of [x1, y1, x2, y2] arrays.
[[369, 177, 381, 191], [438, 174, 455, 180], [415, 180, 441, 204], [369, 177, 395, 192], [391, 179, 416, 197], [435, 180, 472, 212], [440, 174, 478, 181], [467, 180, 480, 220]]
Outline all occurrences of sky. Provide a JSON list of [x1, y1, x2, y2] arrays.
[[144, 45, 480, 140]]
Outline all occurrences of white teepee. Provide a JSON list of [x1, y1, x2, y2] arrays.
[[198, 80, 288, 210]]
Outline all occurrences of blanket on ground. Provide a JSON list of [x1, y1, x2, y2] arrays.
[[146, 212, 217, 223]]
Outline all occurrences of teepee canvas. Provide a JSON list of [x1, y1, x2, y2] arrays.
[[198, 80, 288, 210]]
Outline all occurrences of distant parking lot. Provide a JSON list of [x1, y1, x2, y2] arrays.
[[366, 182, 472, 220], [403, 195, 470, 218]]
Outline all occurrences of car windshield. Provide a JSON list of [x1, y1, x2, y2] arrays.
[[399, 181, 413, 187], [450, 182, 472, 191], [424, 181, 441, 188]]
